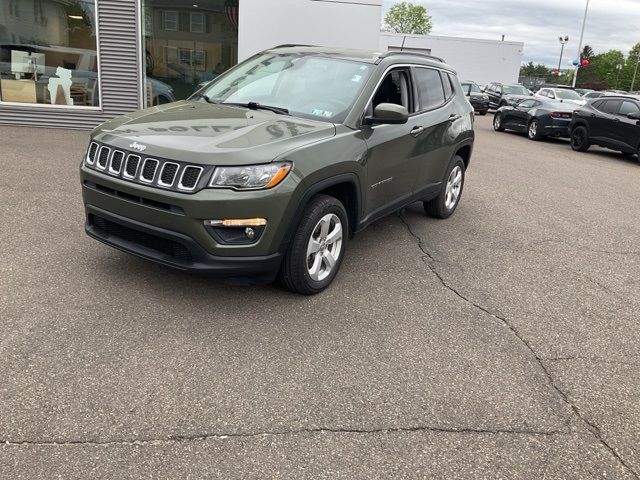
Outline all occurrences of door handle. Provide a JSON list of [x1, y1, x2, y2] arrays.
[[410, 126, 425, 137], [589, 113, 596, 117], [449, 114, 461, 121]]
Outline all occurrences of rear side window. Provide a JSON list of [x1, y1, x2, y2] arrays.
[[601, 100, 622, 114], [619, 101, 640, 115], [440, 72, 453, 100], [414, 67, 445, 111]]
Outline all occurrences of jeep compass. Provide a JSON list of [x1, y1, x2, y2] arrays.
[[80, 45, 474, 294]]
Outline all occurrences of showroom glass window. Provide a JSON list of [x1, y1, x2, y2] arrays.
[[142, 0, 239, 107], [0, 0, 100, 107]]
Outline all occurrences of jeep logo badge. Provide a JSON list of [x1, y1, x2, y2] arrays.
[[129, 142, 147, 152]]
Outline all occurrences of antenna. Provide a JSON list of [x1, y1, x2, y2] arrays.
[[400, 36, 406, 52]]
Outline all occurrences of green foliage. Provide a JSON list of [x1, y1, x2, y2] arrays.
[[575, 43, 640, 90], [581, 45, 594, 59], [519, 61, 549, 77], [382, 1, 433, 35]]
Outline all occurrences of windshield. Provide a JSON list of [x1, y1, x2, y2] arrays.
[[200, 53, 374, 123], [503, 85, 529, 95], [554, 89, 582, 100], [461, 82, 481, 93]]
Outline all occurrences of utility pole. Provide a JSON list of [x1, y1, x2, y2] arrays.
[[631, 53, 640, 92], [572, 0, 590, 88], [615, 64, 623, 89]]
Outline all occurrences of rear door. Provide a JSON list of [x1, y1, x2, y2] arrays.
[[410, 66, 458, 195], [590, 99, 621, 145], [616, 100, 640, 152]]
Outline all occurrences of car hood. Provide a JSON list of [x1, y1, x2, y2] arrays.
[[92, 100, 336, 166], [468, 92, 489, 100]]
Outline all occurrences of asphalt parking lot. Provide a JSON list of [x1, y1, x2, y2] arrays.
[[1, 114, 640, 479]]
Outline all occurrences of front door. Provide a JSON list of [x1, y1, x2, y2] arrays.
[[361, 68, 423, 219], [616, 100, 640, 152]]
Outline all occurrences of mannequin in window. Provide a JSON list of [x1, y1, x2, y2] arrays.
[[47, 67, 73, 106]]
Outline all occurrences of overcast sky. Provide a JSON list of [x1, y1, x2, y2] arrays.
[[382, 0, 640, 66]]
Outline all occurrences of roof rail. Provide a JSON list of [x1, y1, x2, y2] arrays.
[[271, 44, 317, 49], [379, 50, 445, 63]]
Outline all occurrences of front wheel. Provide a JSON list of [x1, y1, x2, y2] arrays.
[[424, 156, 465, 219], [478, 109, 488, 116], [493, 113, 505, 131], [527, 119, 543, 140], [570, 125, 590, 152], [279, 195, 348, 295]]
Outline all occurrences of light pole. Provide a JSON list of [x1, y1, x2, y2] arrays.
[[572, 0, 591, 87], [615, 63, 623, 89], [557, 35, 569, 78], [631, 53, 640, 92]]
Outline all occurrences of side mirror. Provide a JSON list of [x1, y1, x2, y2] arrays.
[[363, 103, 409, 125], [627, 112, 640, 120], [496, 90, 502, 96]]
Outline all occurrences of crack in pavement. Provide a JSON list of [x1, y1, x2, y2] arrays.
[[2, 425, 576, 447], [398, 211, 640, 480]]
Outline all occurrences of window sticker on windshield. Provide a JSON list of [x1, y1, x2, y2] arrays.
[[311, 109, 333, 118], [351, 74, 362, 83]]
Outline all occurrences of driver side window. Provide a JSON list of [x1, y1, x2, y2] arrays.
[[368, 69, 414, 116]]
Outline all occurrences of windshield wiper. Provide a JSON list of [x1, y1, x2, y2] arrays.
[[223, 101, 290, 115], [192, 92, 218, 104]]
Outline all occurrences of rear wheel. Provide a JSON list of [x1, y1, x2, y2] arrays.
[[527, 119, 543, 140], [493, 113, 505, 131], [570, 125, 590, 152], [478, 109, 488, 116], [424, 156, 465, 219], [279, 195, 348, 295]]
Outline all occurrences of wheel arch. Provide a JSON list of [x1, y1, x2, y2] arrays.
[[278, 173, 361, 254]]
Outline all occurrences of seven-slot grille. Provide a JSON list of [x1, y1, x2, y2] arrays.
[[109, 151, 125, 174], [84, 143, 206, 192]]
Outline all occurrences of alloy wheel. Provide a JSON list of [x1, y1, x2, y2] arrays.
[[494, 115, 501, 130], [528, 120, 538, 139], [306, 213, 343, 282], [445, 166, 463, 210]]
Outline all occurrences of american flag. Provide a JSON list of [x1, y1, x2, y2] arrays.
[[224, 0, 239, 29]]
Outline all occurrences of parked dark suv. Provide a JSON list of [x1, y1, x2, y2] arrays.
[[570, 96, 640, 158], [485, 82, 532, 109], [80, 46, 474, 294]]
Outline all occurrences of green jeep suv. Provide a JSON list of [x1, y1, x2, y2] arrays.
[[80, 45, 474, 294]]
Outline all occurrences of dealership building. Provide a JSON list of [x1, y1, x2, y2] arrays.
[[0, 0, 522, 129]]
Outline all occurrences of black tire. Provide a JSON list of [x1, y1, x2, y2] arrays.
[[424, 156, 466, 219], [570, 125, 590, 152], [478, 110, 488, 116], [493, 113, 505, 131], [527, 118, 543, 141], [279, 195, 348, 295]]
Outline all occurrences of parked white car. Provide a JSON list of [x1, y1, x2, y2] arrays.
[[535, 88, 587, 106]]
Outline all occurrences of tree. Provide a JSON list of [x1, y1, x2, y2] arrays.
[[581, 45, 594, 59], [382, 1, 433, 35]]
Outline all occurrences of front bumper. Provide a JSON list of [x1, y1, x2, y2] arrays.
[[470, 100, 489, 111], [86, 205, 283, 280], [80, 163, 300, 280]]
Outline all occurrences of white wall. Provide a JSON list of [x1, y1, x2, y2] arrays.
[[238, 0, 383, 61], [380, 33, 524, 86]]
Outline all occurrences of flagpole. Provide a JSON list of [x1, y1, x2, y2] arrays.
[[572, 0, 590, 87]]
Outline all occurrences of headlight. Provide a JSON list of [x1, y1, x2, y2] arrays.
[[209, 162, 292, 190]]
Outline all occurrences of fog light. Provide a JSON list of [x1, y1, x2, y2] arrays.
[[203, 218, 267, 227], [245, 227, 255, 239]]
